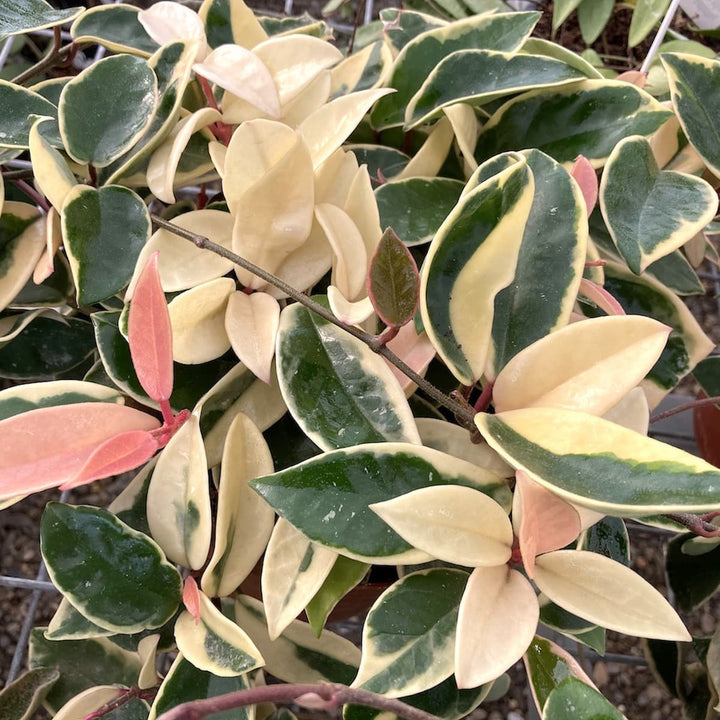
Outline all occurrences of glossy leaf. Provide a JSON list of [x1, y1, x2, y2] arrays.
[[70, 4, 158, 55], [62, 185, 150, 305], [45, 597, 114, 641], [534, 550, 689, 641], [475, 80, 673, 167], [0, 402, 159, 500], [138, 2, 206, 54], [175, 590, 264, 676], [201, 414, 274, 597], [0, 0, 82, 40], [420, 157, 534, 384], [234, 595, 361, 685], [41, 502, 182, 633], [477, 408, 720, 516], [578, 517, 630, 566], [353, 569, 469, 697], [0, 667, 59, 720], [542, 677, 626, 719], [492, 315, 671, 415], [455, 565, 539, 689], [147, 413, 212, 569], [276, 301, 420, 451], [251, 442, 510, 563], [370, 485, 513, 567], [0, 81, 60, 149]]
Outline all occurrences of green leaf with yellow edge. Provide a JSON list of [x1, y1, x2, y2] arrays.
[[475, 80, 673, 167], [147, 414, 212, 570], [45, 598, 114, 641], [261, 518, 337, 640], [202, 413, 275, 597], [305, 555, 370, 636], [62, 185, 150, 306], [0, 202, 46, 313], [600, 135, 718, 274], [476, 407, 720, 516], [41, 503, 182, 633], [488, 149, 587, 377], [370, 11, 539, 130], [629, 0, 672, 48], [252, 441, 509, 564], [353, 569, 469, 697], [276, 301, 421, 452], [199, 0, 267, 49], [492, 315, 670, 415], [420, 156, 534, 384], [331, 40, 391, 96], [0, 0, 82, 41], [534, 550, 689, 641], [70, 4, 158, 55], [175, 590, 263, 677], [520, 39, 603, 80], [349, 145, 410, 182], [234, 594, 361, 685], [406, 50, 586, 128], [0, 667, 59, 720], [52, 686, 145, 720], [542, 677, 626, 719], [148, 654, 252, 720], [662, 53, 720, 179], [378, 8, 446, 54]]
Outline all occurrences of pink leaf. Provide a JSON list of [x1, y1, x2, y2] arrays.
[[128, 252, 174, 405], [571, 155, 598, 214], [513, 470, 581, 579], [0, 403, 160, 501], [616, 70, 647, 88], [183, 576, 202, 623], [579, 278, 626, 316], [384, 323, 436, 393], [60, 430, 159, 490]]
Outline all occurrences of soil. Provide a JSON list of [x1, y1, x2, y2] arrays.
[[2, 2, 720, 719]]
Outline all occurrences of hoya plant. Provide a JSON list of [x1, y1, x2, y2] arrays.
[[2, 0, 720, 718]]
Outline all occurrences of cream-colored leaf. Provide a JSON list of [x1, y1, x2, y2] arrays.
[[208, 140, 226, 178], [455, 566, 539, 689], [137, 634, 159, 690], [147, 414, 211, 569], [370, 485, 513, 567], [54, 686, 123, 720], [327, 285, 374, 325], [384, 323, 436, 395], [146, 108, 221, 203], [280, 70, 332, 127], [201, 413, 275, 597], [127, 210, 234, 296], [299, 88, 393, 168], [603, 387, 649, 435], [444, 103, 479, 175], [175, 591, 264, 676], [198, 0, 267, 49], [195, 45, 280, 117], [684, 230, 706, 268], [314, 203, 367, 301], [225, 292, 280, 384], [344, 164, 382, 259], [262, 518, 337, 640], [29, 117, 76, 212], [138, 2, 207, 58], [33, 207, 62, 284], [648, 111, 681, 169], [314, 148, 357, 206], [416, 418, 513, 477], [512, 470, 581, 579], [396, 117, 454, 180], [492, 315, 671, 415], [534, 550, 691, 641]]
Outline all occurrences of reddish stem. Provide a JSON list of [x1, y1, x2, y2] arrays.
[[473, 380, 495, 413], [84, 685, 160, 720], [12, 179, 50, 212], [664, 512, 720, 538], [159, 398, 175, 427], [370, 325, 400, 350], [584, 259, 607, 267], [649, 395, 720, 424]]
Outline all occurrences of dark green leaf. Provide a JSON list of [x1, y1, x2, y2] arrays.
[[0, 667, 59, 720], [70, 4, 158, 55], [666, 533, 720, 612], [525, 636, 577, 712], [378, 8, 446, 53], [643, 638, 680, 697], [0, 0, 82, 41], [578, 517, 630, 566], [0, 81, 59, 148], [542, 677, 625, 719], [349, 145, 410, 182]]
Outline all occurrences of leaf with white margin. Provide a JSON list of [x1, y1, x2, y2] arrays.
[[251, 442, 511, 564], [194, 44, 280, 117], [352, 568, 469, 697], [0, 0, 83, 41], [330, 40, 392, 96], [28, 117, 76, 212], [127, 210, 234, 296], [147, 414, 211, 569], [476, 407, 720, 516], [138, 2, 207, 58], [175, 590, 264, 676], [600, 134, 718, 273], [512, 470, 581, 579], [168, 277, 234, 364], [327, 286, 374, 326], [396, 117, 455, 180], [492, 315, 671, 415], [315, 204, 367, 301], [70, 5, 158, 56], [455, 565, 539, 689], [235, 594, 361, 684], [261, 518, 337, 640], [46, 598, 113, 641], [384, 323, 436, 396], [420, 157, 534, 384], [198, 0, 267, 49], [137, 634, 160, 689], [146, 108, 221, 203], [53, 686, 124, 720], [370, 485, 513, 567], [275, 300, 421, 452], [542, 676, 626, 719], [415, 418, 513, 476], [298, 88, 393, 169], [225, 292, 280, 384], [201, 413, 275, 597], [534, 550, 690, 641]]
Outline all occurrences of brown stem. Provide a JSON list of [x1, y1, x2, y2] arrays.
[[84, 685, 160, 720], [156, 682, 440, 720], [664, 513, 720, 538], [370, 325, 400, 350], [150, 214, 476, 426], [649, 395, 720, 424], [12, 27, 64, 85], [12, 179, 50, 212], [1, 169, 35, 181]]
